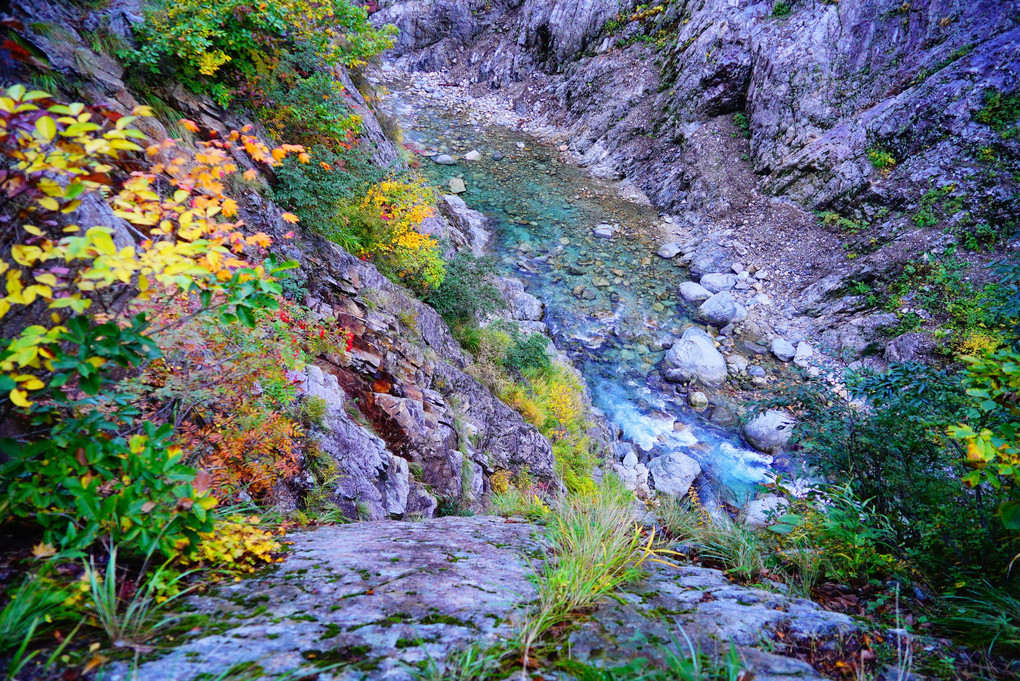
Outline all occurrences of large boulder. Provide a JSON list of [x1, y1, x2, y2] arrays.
[[698, 292, 747, 326], [437, 194, 491, 256], [647, 452, 702, 497], [743, 410, 796, 454], [496, 277, 544, 321], [738, 494, 789, 528], [662, 327, 728, 385]]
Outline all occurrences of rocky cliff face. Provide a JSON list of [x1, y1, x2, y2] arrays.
[[372, 0, 1020, 363], [375, 0, 1019, 219]]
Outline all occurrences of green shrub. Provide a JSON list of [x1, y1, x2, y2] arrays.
[[733, 112, 750, 138], [867, 146, 896, 171], [1, 316, 219, 558], [271, 147, 385, 252], [758, 362, 1018, 583], [974, 88, 1020, 134], [126, 0, 395, 106], [503, 327, 551, 375], [772, 3, 791, 17], [423, 252, 505, 327], [254, 47, 364, 151]]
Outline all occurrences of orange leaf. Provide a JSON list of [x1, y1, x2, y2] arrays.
[[32, 542, 56, 558], [281, 213, 300, 224], [180, 119, 200, 133]]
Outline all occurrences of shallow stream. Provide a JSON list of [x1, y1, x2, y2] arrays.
[[381, 80, 774, 505]]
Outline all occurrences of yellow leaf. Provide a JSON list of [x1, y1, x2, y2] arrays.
[[35, 116, 57, 141], [32, 542, 56, 558], [37, 196, 59, 211], [281, 212, 300, 224], [19, 377, 44, 390], [243, 169, 258, 182], [23, 224, 43, 236], [9, 388, 31, 408]]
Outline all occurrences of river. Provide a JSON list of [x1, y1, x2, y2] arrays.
[[378, 76, 775, 506]]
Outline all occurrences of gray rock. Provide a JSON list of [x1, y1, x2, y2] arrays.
[[885, 333, 927, 363], [433, 153, 456, 165], [793, 341, 813, 367], [725, 354, 749, 374], [491, 151, 504, 161], [463, 149, 481, 161], [678, 281, 714, 304], [743, 410, 796, 454], [448, 177, 466, 194], [698, 291, 747, 326], [688, 391, 709, 409], [738, 494, 789, 528], [657, 242, 682, 259], [699, 272, 737, 293], [592, 223, 614, 239], [747, 365, 766, 378], [496, 277, 544, 321], [662, 327, 728, 385], [438, 194, 490, 257], [647, 452, 702, 497], [771, 338, 796, 362]]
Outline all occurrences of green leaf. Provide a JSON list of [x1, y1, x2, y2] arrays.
[[235, 304, 255, 328], [1000, 500, 1020, 530]]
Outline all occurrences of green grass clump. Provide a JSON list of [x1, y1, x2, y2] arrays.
[[518, 481, 654, 665], [974, 88, 1020, 136]]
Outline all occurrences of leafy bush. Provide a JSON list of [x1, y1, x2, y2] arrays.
[[503, 326, 552, 375], [733, 112, 750, 138], [253, 47, 364, 151], [272, 147, 386, 252], [177, 517, 282, 574], [760, 362, 1019, 583], [974, 88, 1020, 134], [126, 0, 396, 105], [0, 86, 301, 558], [362, 177, 445, 292], [423, 252, 505, 328]]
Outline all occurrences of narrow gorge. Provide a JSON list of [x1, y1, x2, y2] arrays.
[[0, 1, 1018, 681]]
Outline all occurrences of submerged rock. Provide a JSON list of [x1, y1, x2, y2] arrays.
[[464, 149, 481, 161], [662, 327, 728, 385], [433, 153, 456, 165], [592, 223, 615, 239], [448, 176, 466, 193]]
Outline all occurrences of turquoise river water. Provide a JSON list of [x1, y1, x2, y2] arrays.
[[381, 80, 775, 505]]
